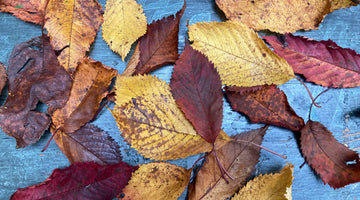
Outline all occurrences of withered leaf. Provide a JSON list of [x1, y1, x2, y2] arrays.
[[122, 1, 186, 76], [0, 63, 6, 94], [11, 162, 138, 200], [225, 85, 305, 131], [188, 126, 268, 200], [0, 36, 72, 148], [0, 0, 46, 25], [301, 120, 360, 188]]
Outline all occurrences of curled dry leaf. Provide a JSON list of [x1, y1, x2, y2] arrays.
[[0, 63, 6, 94], [225, 85, 305, 131], [122, 1, 186, 76], [102, 0, 147, 61], [0, 36, 72, 148], [44, 0, 103, 74], [232, 163, 294, 200], [11, 162, 138, 200], [263, 34, 360, 88], [120, 162, 191, 200], [188, 21, 294, 87], [54, 124, 122, 165], [216, 0, 357, 33], [301, 120, 360, 188], [0, 0, 46, 25], [188, 126, 268, 200], [112, 75, 231, 161]]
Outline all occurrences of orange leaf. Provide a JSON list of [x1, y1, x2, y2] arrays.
[[0, 0, 46, 25]]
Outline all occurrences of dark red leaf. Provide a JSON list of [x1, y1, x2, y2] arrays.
[[122, 1, 186, 76], [0, 0, 45, 25], [170, 42, 223, 143], [225, 85, 304, 131], [263, 34, 360, 88], [301, 120, 360, 188], [11, 162, 138, 200]]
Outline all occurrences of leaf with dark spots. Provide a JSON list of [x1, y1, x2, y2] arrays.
[[11, 162, 138, 200], [0, 0, 46, 25], [53, 124, 122, 165], [0, 36, 72, 148], [225, 85, 304, 131], [122, 1, 186, 76], [0, 63, 6, 94], [263, 33, 360, 88], [301, 120, 360, 188], [188, 126, 268, 200], [170, 42, 223, 143]]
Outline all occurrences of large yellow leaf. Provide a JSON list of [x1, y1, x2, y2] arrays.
[[188, 21, 294, 87], [44, 0, 103, 74], [112, 75, 231, 160], [121, 163, 191, 200], [232, 163, 294, 200], [102, 0, 147, 61]]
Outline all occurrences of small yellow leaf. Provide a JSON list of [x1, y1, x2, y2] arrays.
[[102, 0, 147, 61], [232, 163, 294, 200], [188, 21, 294, 87], [121, 162, 191, 200]]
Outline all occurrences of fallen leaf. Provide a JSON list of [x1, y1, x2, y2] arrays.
[[232, 163, 294, 200], [11, 162, 138, 200], [170, 42, 223, 143], [188, 126, 268, 200], [263, 34, 360, 88], [53, 124, 122, 165], [102, 0, 147, 61], [52, 57, 117, 134], [0, 36, 72, 148], [188, 21, 294, 87], [112, 75, 231, 160], [215, 0, 357, 33], [122, 1, 186, 76], [120, 162, 191, 200], [0, 0, 46, 25], [225, 85, 305, 131], [301, 120, 360, 188], [44, 0, 103, 74], [0, 62, 6, 93]]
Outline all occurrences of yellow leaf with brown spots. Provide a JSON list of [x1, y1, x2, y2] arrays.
[[112, 75, 231, 161], [188, 21, 294, 87], [120, 162, 192, 200], [44, 0, 103, 75]]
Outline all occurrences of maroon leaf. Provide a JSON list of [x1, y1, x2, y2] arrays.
[[263, 34, 360, 88], [225, 85, 304, 131], [0, 36, 72, 148], [122, 1, 186, 76], [11, 162, 138, 200], [170, 42, 223, 143], [0, 62, 6, 94], [301, 120, 360, 188]]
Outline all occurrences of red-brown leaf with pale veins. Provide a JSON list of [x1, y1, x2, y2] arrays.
[[263, 34, 360, 88], [301, 120, 360, 188], [225, 85, 304, 131], [0, 0, 46, 25], [170, 42, 223, 143]]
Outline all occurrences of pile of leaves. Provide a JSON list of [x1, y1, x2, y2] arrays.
[[1, 0, 360, 199]]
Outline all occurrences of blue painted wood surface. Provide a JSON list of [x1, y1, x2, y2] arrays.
[[1, 0, 360, 199]]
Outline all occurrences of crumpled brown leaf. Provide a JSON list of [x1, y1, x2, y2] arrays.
[[0, 63, 6, 94]]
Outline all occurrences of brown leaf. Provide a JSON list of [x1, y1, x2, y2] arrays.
[[122, 1, 186, 76], [188, 126, 268, 200], [51, 57, 117, 134], [0, 0, 46, 25], [53, 124, 122, 165], [0, 36, 72, 148], [225, 85, 304, 131], [0, 63, 6, 94]]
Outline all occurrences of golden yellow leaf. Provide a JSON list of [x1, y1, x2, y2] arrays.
[[102, 0, 147, 61], [44, 0, 103, 74], [232, 163, 294, 200], [121, 162, 191, 200], [112, 75, 231, 160], [188, 21, 294, 87], [215, 0, 357, 33]]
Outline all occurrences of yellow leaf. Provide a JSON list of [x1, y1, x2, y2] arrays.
[[188, 21, 294, 87], [232, 163, 294, 200], [44, 0, 103, 74], [112, 75, 231, 160], [121, 163, 191, 200], [102, 0, 147, 61]]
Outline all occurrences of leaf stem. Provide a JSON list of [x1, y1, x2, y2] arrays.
[[308, 86, 331, 120], [294, 76, 321, 108], [234, 139, 287, 159], [41, 128, 59, 152]]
